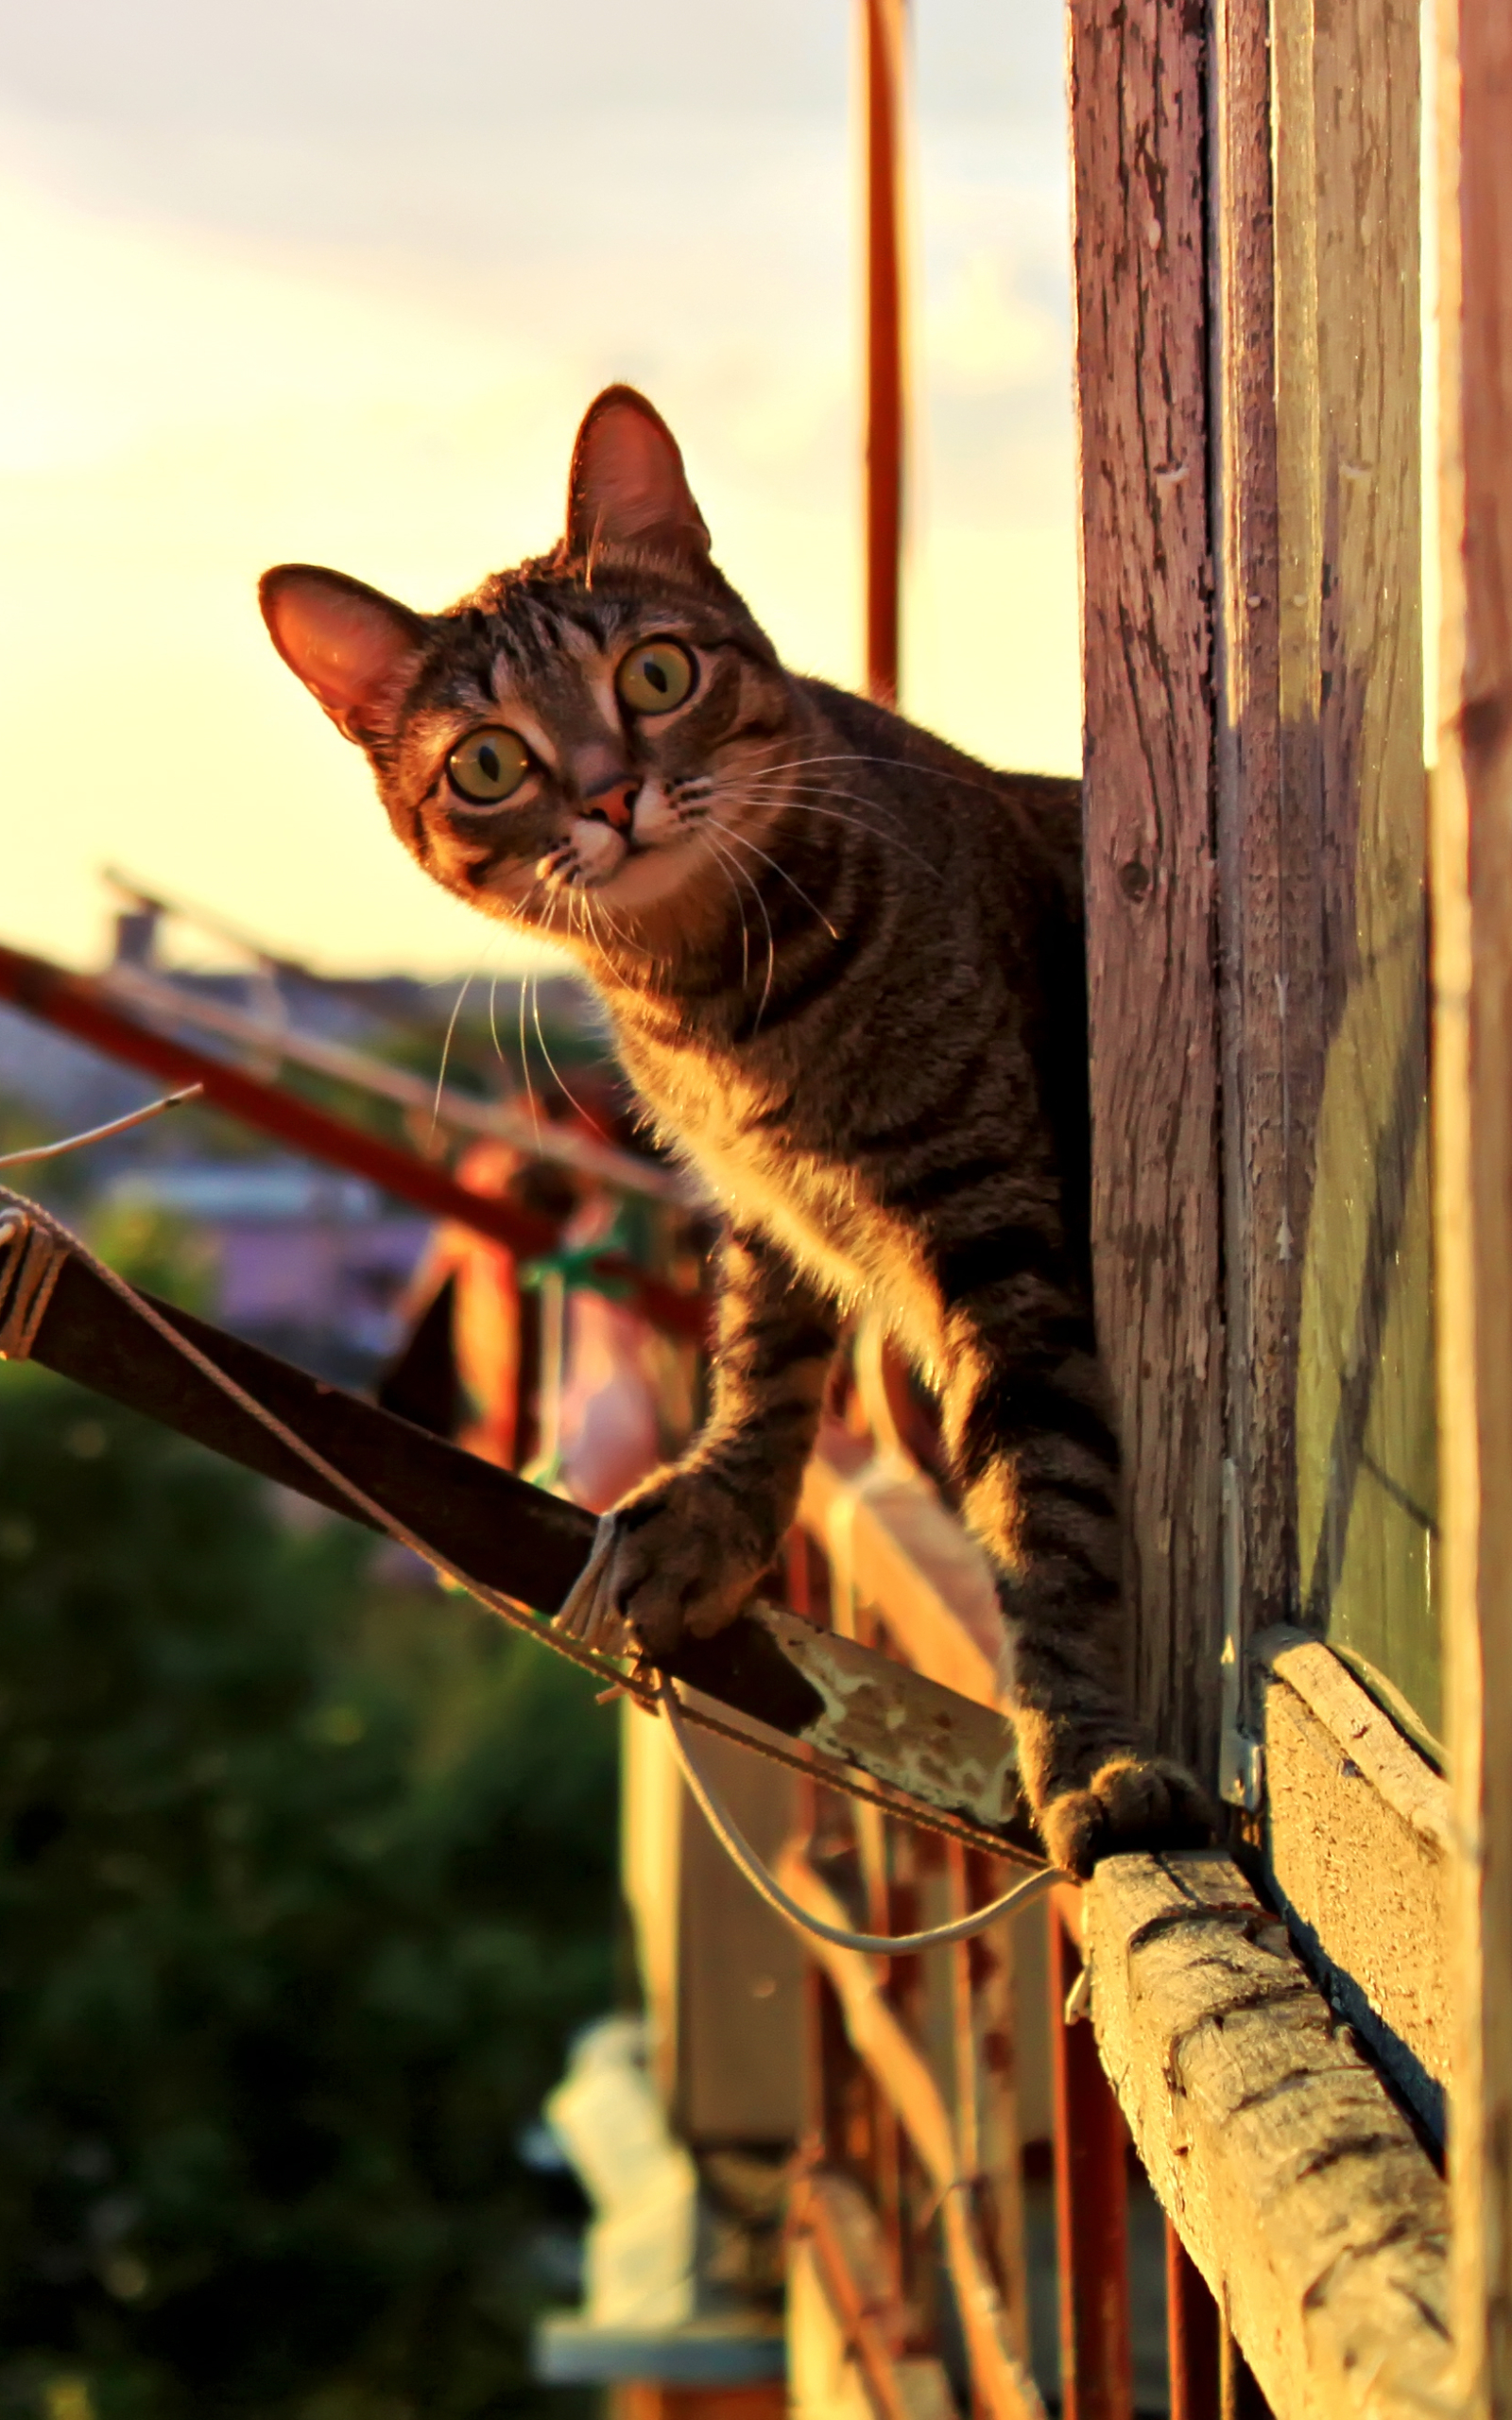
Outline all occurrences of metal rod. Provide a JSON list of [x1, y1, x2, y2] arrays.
[[1049, 1888, 1133, 2420], [1165, 2219, 1222, 2420], [0, 939, 702, 1340], [102, 961, 686, 1205], [864, 0, 907, 707], [9, 1232, 1040, 1856]]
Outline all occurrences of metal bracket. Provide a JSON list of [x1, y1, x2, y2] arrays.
[[1217, 1459, 1266, 1811]]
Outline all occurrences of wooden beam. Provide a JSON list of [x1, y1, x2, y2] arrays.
[[1083, 1853, 1452, 2420], [1433, 0, 1512, 2398], [1067, 0, 1225, 1782]]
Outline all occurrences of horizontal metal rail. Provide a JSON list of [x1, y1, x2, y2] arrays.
[[0, 939, 702, 1340], [101, 960, 688, 1205], [0, 1213, 1040, 1861]]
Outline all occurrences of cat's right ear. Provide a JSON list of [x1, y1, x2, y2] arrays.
[[565, 388, 713, 569], [259, 566, 428, 744]]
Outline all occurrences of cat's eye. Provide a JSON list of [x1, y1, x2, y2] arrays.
[[446, 726, 531, 804], [617, 639, 696, 716]]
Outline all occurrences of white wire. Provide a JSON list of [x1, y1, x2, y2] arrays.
[[656, 1672, 1061, 1954], [0, 1084, 203, 1168]]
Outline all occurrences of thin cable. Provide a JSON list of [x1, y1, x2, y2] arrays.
[[657, 1672, 1057, 1953], [0, 1186, 1048, 1865], [0, 1084, 203, 1168], [0, 1184, 652, 1703]]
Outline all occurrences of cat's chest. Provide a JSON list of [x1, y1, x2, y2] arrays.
[[628, 1039, 917, 1310]]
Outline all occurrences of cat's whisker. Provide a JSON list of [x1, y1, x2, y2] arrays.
[[431, 974, 474, 1147], [703, 836, 752, 994], [739, 745, 1017, 809], [713, 786, 940, 884], [717, 825, 840, 940], [704, 826, 775, 1028], [531, 968, 596, 1133]]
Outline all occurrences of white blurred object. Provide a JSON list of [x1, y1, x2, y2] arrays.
[[545, 2017, 699, 2331]]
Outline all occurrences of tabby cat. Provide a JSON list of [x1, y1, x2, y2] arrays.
[[259, 387, 1210, 1874]]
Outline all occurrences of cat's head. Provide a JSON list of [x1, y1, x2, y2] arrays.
[[260, 389, 801, 964]]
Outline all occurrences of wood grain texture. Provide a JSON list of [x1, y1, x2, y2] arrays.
[[1254, 1630, 1450, 2123], [1210, 0, 1324, 1696], [1068, 0, 1225, 1784], [1433, 0, 1512, 2398], [1083, 1853, 1453, 2420], [1272, 0, 1435, 1738]]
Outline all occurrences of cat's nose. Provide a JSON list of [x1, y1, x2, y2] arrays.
[[580, 769, 641, 834]]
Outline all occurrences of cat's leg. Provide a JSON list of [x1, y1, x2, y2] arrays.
[[937, 1315, 1213, 1877], [556, 1226, 837, 1658]]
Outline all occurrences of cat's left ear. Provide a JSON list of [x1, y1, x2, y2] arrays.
[[260, 565, 429, 744], [565, 387, 712, 569]]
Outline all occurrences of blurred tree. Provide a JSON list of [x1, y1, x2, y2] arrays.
[[0, 1351, 617, 2420]]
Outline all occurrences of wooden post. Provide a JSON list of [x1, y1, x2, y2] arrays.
[[1434, 0, 1512, 2402], [1067, 0, 1225, 1780], [1208, 0, 1317, 1771], [862, 0, 906, 708]]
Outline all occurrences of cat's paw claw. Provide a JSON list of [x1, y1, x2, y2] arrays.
[[551, 1474, 765, 1663], [554, 1514, 635, 1657], [1038, 1755, 1215, 1880]]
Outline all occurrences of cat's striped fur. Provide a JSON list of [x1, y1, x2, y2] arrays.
[[260, 387, 1211, 1873]]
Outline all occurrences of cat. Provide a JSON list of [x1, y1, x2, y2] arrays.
[[258, 386, 1211, 1876]]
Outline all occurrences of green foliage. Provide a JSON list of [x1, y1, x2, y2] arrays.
[[0, 1366, 617, 2419]]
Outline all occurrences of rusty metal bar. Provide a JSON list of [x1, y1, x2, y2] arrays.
[[863, 0, 906, 707], [0, 938, 701, 1339], [1049, 1888, 1133, 2420], [102, 960, 685, 1204], [775, 1843, 1048, 2420], [3, 1223, 1042, 1857], [1166, 2220, 1222, 2420], [791, 2171, 919, 2420]]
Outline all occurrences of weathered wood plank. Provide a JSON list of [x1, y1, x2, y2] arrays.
[[1255, 1630, 1449, 2126], [1067, 0, 1225, 1782], [1084, 1853, 1452, 2420], [1432, 0, 1512, 2398], [1272, 0, 1435, 1739], [1210, 0, 1325, 1736]]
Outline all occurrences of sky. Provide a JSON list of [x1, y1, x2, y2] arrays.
[[0, 0, 1080, 977]]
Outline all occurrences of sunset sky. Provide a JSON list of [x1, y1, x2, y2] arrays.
[[0, 0, 1079, 977]]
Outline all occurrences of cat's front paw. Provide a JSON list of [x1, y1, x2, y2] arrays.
[[1036, 1754, 1216, 1879], [553, 1465, 772, 1661]]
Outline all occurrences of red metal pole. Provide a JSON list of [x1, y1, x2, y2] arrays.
[[1049, 1886, 1133, 2420], [1165, 2220, 1222, 2420], [0, 940, 703, 1340], [864, 0, 906, 708]]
